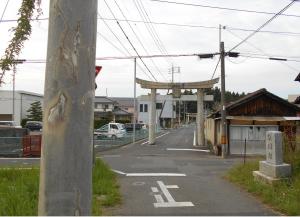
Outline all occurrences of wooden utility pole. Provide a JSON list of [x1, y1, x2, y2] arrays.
[[38, 0, 98, 215], [220, 41, 227, 158]]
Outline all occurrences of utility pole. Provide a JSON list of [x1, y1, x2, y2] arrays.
[[38, 0, 98, 215], [133, 58, 136, 144], [12, 65, 16, 122], [220, 41, 227, 158], [11, 59, 24, 123], [169, 65, 180, 128]]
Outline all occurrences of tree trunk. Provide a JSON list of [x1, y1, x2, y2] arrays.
[[38, 0, 98, 215]]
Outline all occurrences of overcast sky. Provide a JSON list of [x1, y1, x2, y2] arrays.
[[0, 0, 299, 98]]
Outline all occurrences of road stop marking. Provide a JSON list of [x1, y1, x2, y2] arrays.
[[151, 181, 194, 208]]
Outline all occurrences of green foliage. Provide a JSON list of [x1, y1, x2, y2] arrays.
[[92, 159, 121, 215], [0, 159, 121, 216], [94, 119, 109, 129], [0, 0, 42, 84], [21, 118, 30, 128], [26, 101, 43, 121], [225, 156, 300, 215]]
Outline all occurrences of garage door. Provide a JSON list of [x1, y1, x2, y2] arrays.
[[230, 125, 278, 155]]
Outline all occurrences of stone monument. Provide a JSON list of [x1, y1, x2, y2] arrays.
[[253, 131, 291, 184]]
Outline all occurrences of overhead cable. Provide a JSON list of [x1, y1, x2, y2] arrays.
[[229, 0, 297, 52], [148, 0, 300, 18]]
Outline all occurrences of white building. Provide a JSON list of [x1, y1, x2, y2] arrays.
[[0, 90, 43, 125], [138, 94, 213, 128]]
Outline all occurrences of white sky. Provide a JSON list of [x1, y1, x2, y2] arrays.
[[0, 0, 299, 98]]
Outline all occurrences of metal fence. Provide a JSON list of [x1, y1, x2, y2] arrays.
[[0, 128, 159, 157], [93, 129, 150, 152]]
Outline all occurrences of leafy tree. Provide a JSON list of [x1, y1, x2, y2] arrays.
[[0, 0, 42, 84], [26, 101, 43, 121]]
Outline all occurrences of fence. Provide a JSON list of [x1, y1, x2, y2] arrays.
[[0, 128, 155, 157]]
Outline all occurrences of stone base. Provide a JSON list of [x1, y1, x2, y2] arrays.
[[259, 161, 291, 178], [253, 171, 283, 185]]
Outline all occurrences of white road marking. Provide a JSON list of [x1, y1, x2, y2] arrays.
[[152, 181, 194, 208], [111, 169, 126, 175], [167, 148, 210, 152], [154, 194, 164, 203], [141, 132, 170, 146], [0, 157, 40, 160], [151, 187, 159, 193], [0, 167, 37, 170], [126, 173, 186, 177], [111, 169, 186, 177]]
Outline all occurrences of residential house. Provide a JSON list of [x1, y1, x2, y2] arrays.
[[205, 88, 300, 155]]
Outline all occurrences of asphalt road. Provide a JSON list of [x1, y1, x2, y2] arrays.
[[98, 124, 276, 216]]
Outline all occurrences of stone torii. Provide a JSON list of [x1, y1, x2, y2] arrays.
[[136, 77, 219, 146]]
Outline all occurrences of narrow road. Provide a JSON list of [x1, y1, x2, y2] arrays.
[[99, 124, 276, 216]]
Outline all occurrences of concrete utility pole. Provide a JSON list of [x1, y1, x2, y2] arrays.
[[133, 58, 137, 144], [38, 0, 98, 215], [220, 41, 227, 158]]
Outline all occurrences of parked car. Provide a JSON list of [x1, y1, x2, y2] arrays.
[[124, 123, 143, 132], [94, 123, 126, 139], [25, 121, 43, 131], [0, 121, 21, 128]]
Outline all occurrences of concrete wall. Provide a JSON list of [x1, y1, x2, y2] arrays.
[[205, 118, 215, 146]]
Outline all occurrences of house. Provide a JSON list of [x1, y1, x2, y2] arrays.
[[94, 96, 132, 122], [0, 90, 43, 125], [138, 94, 213, 128], [205, 88, 300, 155]]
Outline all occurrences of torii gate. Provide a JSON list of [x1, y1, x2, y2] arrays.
[[136, 77, 219, 145]]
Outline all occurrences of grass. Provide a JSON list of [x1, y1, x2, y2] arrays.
[[225, 151, 300, 215], [0, 159, 121, 216]]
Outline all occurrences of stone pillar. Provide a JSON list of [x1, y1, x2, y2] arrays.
[[197, 89, 205, 146], [149, 88, 156, 145], [253, 131, 291, 184]]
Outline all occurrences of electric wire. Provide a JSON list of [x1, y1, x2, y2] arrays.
[[2, 16, 300, 37], [133, 0, 173, 65], [229, 0, 297, 52], [113, 0, 167, 81], [137, 0, 173, 63], [226, 27, 300, 72], [211, 57, 220, 79], [148, 0, 300, 18], [103, 0, 158, 81], [0, 0, 10, 23]]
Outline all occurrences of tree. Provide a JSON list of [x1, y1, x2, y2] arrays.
[[0, 0, 42, 84], [26, 101, 43, 121]]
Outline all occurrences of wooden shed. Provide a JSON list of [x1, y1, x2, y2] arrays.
[[205, 88, 300, 155]]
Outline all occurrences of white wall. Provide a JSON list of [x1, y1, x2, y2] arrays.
[[0, 91, 43, 125]]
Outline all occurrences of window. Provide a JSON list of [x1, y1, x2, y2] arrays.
[[104, 104, 109, 109], [156, 103, 162, 109], [144, 104, 148, 112], [111, 124, 118, 130], [140, 104, 143, 112]]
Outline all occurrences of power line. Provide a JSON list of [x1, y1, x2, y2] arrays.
[[137, 0, 173, 63], [113, 0, 167, 81], [2, 16, 300, 37], [226, 28, 300, 72], [0, 0, 10, 23], [148, 0, 300, 18], [239, 54, 300, 63], [133, 0, 173, 66], [211, 57, 221, 79], [103, 0, 158, 81], [229, 0, 297, 52], [96, 24, 153, 80]]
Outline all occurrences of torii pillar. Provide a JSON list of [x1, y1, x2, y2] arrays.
[[149, 88, 156, 145], [136, 77, 219, 146], [197, 89, 205, 146]]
